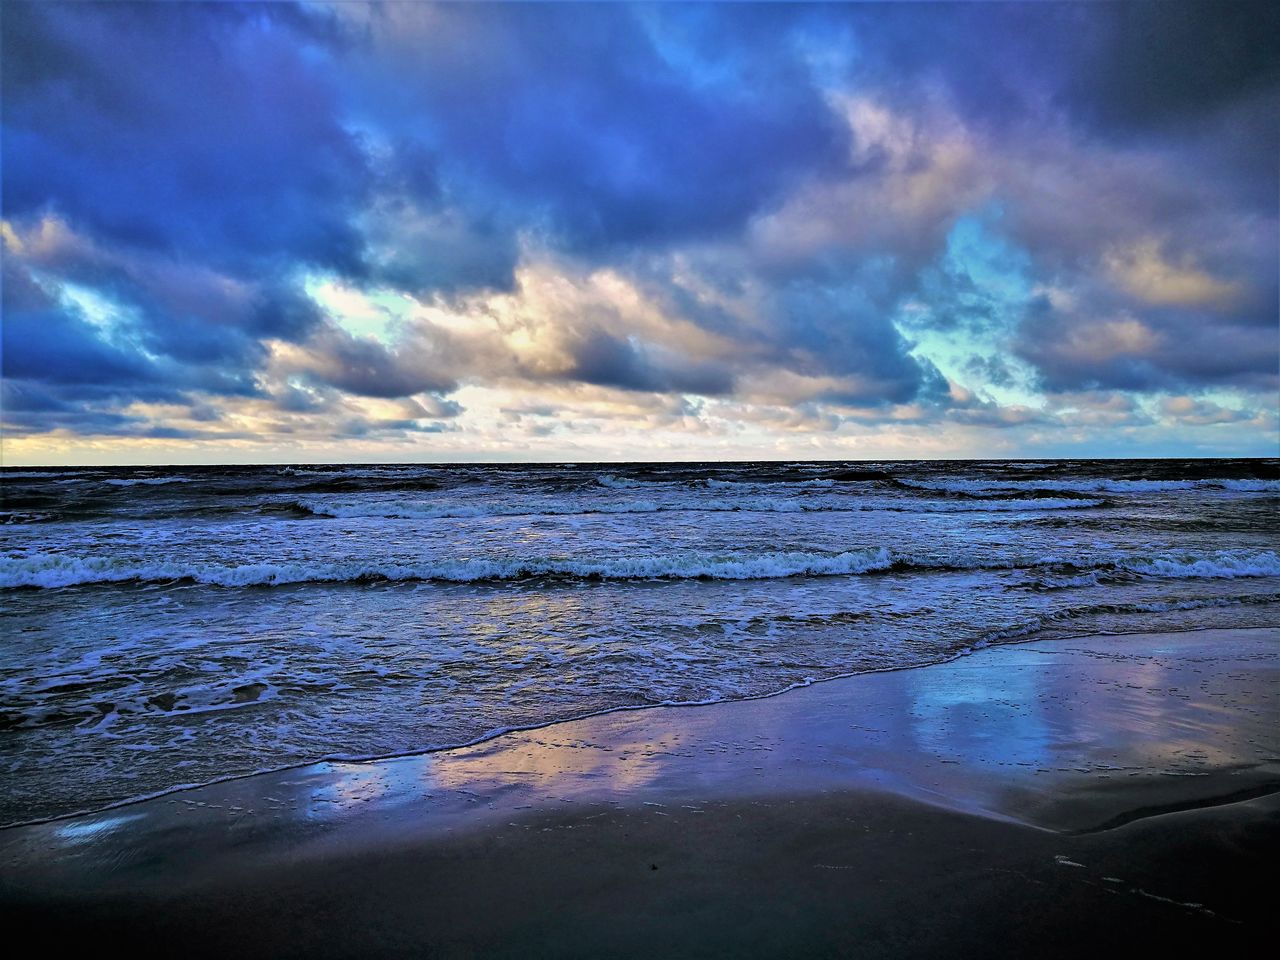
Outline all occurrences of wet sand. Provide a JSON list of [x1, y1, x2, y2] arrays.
[[2, 628, 1277, 957]]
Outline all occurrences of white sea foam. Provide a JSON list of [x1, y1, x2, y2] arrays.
[[0, 471, 84, 480], [103, 476, 194, 487], [901, 477, 1280, 494], [1119, 550, 1280, 579], [6, 546, 1278, 590], [294, 497, 665, 519], [0, 511, 54, 524], [594, 474, 646, 489], [703, 476, 838, 490], [0, 548, 898, 588], [279, 465, 417, 479], [911, 496, 1104, 512], [294, 493, 1103, 520], [1117, 594, 1280, 613], [1215, 479, 1280, 492]]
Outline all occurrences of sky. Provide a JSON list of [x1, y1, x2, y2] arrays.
[[2, 1, 1277, 465]]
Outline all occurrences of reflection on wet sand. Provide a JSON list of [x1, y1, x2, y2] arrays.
[[284, 628, 1278, 838], [5, 629, 1276, 888]]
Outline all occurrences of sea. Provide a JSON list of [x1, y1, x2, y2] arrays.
[[2, 458, 1278, 826]]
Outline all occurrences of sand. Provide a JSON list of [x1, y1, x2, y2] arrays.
[[2, 627, 1276, 957]]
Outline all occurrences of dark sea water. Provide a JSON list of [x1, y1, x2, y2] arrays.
[[2, 459, 1278, 825]]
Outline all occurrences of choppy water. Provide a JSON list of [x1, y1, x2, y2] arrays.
[[2, 459, 1278, 825]]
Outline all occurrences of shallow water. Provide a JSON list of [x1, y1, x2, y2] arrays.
[[2, 458, 1277, 824]]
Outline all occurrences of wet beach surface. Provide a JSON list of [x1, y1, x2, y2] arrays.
[[3, 628, 1275, 958]]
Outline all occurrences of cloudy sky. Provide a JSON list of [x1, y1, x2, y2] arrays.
[[3, 1, 1277, 464]]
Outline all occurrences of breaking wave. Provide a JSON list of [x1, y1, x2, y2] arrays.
[[102, 476, 195, 487], [1120, 551, 1280, 578], [291, 494, 1104, 520], [4, 547, 1277, 590], [594, 474, 647, 489], [900, 477, 1280, 495], [0, 547, 897, 588]]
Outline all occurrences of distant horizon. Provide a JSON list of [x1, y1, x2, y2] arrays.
[[4, 2, 1277, 464], [4, 453, 1279, 471]]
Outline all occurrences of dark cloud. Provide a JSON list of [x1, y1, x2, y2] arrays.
[[2, 1, 364, 426], [3, 0, 368, 273], [619, 248, 941, 407], [1062, 1, 1280, 135], [823, 1, 1278, 146], [290, 326, 458, 399], [349, 2, 848, 255], [1016, 297, 1279, 395], [0, 378, 236, 440], [567, 330, 734, 396], [770, 279, 930, 405], [1, 260, 157, 389]]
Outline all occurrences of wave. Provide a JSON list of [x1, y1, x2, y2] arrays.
[[1119, 551, 1280, 579], [0, 670, 284, 733], [1033, 550, 1280, 583], [888, 496, 1104, 512], [0, 547, 900, 589], [282, 478, 443, 496], [0, 471, 89, 480], [1211, 479, 1280, 492], [102, 476, 194, 487], [292, 497, 665, 519], [0, 511, 55, 524], [292, 493, 1105, 520], [978, 591, 1280, 645], [1089, 592, 1280, 614], [702, 476, 838, 490], [594, 474, 646, 489], [1028, 551, 1280, 588], [4, 547, 1278, 591], [278, 465, 417, 477], [601, 473, 867, 491], [901, 477, 1280, 495]]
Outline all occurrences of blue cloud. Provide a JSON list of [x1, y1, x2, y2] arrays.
[[336, 3, 849, 260], [4, 2, 368, 274], [2, 259, 159, 389]]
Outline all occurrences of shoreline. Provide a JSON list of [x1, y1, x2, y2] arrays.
[[3, 626, 1277, 957], [3, 620, 1270, 833]]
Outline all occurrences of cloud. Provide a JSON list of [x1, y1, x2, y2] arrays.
[[1016, 291, 1278, 395], [565, 330, 735, 396], [1044, 391, 1152, 429], [1104, 239, 1244, 309], [3, 2, 368, 273], [1, 1, 1275, 460], [270, 324, 454, 399], [1, 253, 162, 391], [1060, 1, 1279, 140], [338, 2, 849, 256], [1158, 395, 1253, 427]]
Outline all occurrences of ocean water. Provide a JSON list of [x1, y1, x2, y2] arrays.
[[1, 459, 1278, 826]]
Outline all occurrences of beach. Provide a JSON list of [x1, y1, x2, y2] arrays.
[[3, 460, 1277, 828], [6, 2, 1279, 954], [3, 626, 1276, 957]]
